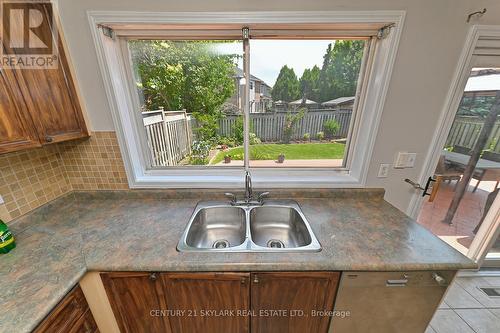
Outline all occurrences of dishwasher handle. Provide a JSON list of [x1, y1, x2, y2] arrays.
[[386, 278, 408, 287], [432, 273, 447, 286]]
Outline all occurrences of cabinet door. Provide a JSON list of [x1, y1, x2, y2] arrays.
[[34, 285, 92, 333], [68, 309, 99, 333], [6, 2, 88, 144], [101, 272, 171, 333], [0, 66, 40, 154], [162, 272, 250, 333], [251, 272, 340, 333]]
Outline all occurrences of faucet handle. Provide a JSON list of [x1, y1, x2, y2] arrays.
[[257, 192, 270, 202], [224, 192, 237, 204]]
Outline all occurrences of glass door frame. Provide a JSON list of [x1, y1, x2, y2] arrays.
[[407, 25, 500, 268], [468, 192, 500, 267]]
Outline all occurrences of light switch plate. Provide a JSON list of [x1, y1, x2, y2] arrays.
[[406, 153, 417, 168], [394, 152, 417, 168], [378, 164, 390, 178], [394, 152, 408, 168]]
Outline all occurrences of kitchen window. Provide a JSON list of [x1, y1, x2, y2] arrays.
[[89, 12, 404, 187], [128, 37, 367, 169]]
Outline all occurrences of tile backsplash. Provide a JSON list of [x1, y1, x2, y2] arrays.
[[0, 131, 128, 222], [59, 132, 128, 191]]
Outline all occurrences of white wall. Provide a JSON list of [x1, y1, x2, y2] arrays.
[[56, 0, 500, 212]]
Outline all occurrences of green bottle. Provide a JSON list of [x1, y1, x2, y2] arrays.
[[0, 219, 16, 254]]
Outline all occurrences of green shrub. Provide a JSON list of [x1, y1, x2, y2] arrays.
[[233, 116, 244, 144], [303, 133, 310, 141], [249, 133, 262, 145], [189, 140, 212, 165], [193, 113, 220, 144], [324, 119, 340, 139], [317, 131, 325, 140], [232, 116, 256, 145], [218, 136, 237, 147]]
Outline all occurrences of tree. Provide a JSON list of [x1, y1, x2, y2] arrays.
[[129, 40, 238, 142], [271, 65, 300, 102], [283, 108, 307, 143], [319, 40, 364, 102], [129, 41, 186, 111], [458, 94, 497, 117], [299, 65, 320, 101]]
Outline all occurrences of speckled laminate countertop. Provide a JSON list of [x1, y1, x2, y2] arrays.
[[0, 189, 476, 332]]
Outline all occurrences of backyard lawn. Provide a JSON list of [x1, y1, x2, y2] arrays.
[[210, 143, 345, 164]]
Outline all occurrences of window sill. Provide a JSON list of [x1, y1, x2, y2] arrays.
[[130, 168, 361, 189]]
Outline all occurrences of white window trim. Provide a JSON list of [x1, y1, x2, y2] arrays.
[[87, 11, 405, 188]]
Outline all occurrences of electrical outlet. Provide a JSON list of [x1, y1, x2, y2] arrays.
[[378, 164, 390, 178]]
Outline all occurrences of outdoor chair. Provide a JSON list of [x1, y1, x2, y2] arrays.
[[472, 151, 500, 192], [451, 145, 493, 192], [429, 156, 463, 202]]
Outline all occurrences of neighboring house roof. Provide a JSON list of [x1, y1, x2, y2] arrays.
[[289, 98, 318, 105], [322, 96, 355, 106], [465, 73, 500, 92], [234, 68, 270, 86]]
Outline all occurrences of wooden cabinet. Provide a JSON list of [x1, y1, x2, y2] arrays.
[[34, 285, 99, 333], [101, 271, 340, 333], [251, 272, 340, 333], [0, 2, 87, 154], [0, 66, 40, 153], [163, 272, 250, 333], [101, 272, 171, 333]]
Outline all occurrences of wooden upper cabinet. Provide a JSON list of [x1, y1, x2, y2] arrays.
[[101, 272, 171, 333], [250, 272, 340, 333], [162, 272, 250, 333], [9, 3, 87, 144], [0, 2, 88, 154], [0, 67, 40, 153]]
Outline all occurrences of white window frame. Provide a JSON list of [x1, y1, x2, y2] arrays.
[[88, 11, 405, 188]]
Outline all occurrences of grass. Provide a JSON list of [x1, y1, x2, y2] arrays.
[[211, 142, 345, 164]]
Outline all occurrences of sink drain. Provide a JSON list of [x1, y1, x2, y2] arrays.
[[267, 239, 285, 248], [212, 239, 230, 249]]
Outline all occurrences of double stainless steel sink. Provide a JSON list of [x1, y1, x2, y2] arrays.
[[177, 200, 321, 252]]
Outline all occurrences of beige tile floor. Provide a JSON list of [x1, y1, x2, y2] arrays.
[[426, 274, 500, 333]]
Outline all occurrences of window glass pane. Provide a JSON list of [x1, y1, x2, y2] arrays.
[[128, 40, 244, 167], [234, 39, 364, 168]]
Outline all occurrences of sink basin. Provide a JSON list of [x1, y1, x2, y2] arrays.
[[250, 206, 312, 248], [177, 200, 321, 252], [185, 206, 246, 249]]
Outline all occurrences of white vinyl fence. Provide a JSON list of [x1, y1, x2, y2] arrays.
[[142, 110, 192, 167], [218, 109, 352, 142], [446, 115, 500, 153]]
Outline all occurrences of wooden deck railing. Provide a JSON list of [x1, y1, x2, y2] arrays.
[[142, 110, 192, 167], [446, 115, 500, 153]]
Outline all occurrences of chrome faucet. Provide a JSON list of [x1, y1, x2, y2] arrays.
[[224, 171, 269, 206], [245, 171, 253, 203]]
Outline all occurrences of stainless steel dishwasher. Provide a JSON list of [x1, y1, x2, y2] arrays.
[[329, 270, 456, 333]]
